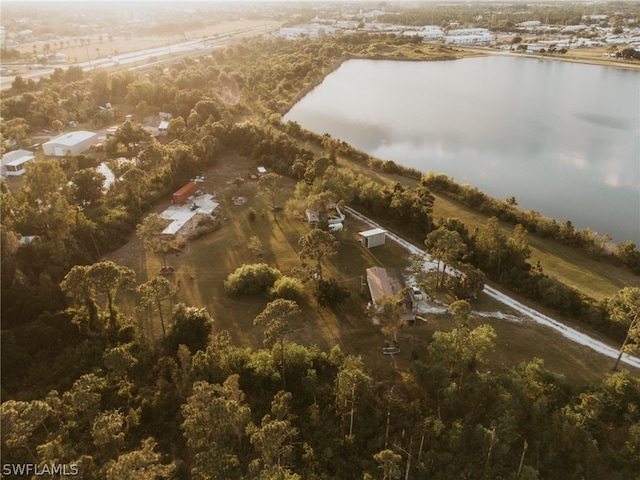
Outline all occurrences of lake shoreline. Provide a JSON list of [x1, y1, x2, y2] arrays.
[[284, 55, 639, 244], [458, 44, 640, 71]]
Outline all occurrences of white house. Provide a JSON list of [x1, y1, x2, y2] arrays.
[[306, 209, 320, 224], [48, 53, 67, 64], [43, 131, 98, 156], [359, 228, 387, 248], [561, 25, 588, 33], [1, 149, 35, 176], [160, 194, 220, 236]]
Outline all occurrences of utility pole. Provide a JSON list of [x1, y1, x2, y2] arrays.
[[84, 40, 92, 70]]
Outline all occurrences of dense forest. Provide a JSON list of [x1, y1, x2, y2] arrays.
[[2, 25, 640, 480]]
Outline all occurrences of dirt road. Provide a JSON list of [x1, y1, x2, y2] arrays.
[[344, 205, 640, 370]]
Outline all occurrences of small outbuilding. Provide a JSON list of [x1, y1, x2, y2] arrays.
[[172, 181, 199, 205], [359, 228, 387, 248], [157, 120, 169, 136], [306, 209, 320, 224], [326, 204, 345, 225], [42, 131, 98, 156], [1, 149, 35, 176]]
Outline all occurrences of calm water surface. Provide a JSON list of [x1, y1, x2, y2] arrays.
[[284, 56, 640, 244]]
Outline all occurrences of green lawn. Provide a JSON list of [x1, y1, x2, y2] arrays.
[[106, 153, 639, 385], [334, 151, 640, 300], [110, 155, 411, 354], [431, 192, 640, 299]]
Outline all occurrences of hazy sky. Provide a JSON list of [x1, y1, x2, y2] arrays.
[[6, 0, 548, 3]]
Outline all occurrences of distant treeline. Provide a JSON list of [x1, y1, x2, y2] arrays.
[[376, 2, 639, 31]]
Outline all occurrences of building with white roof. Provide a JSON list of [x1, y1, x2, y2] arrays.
[[444, 28, 494, 45], [1, 149, 35, 176], [359, 228, 387, 248], [403, 25, 444, 40], [43, 131, 98, 157], [160, 194, 220, 236], [518, 21, 542, 28]]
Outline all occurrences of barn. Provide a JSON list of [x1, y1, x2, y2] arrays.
[[43, 131, 98, 157]]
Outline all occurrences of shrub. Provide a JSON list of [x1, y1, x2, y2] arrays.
[[248, 207, 257, 221], [315, 277, 350, 307], [381, 160, 401, 174], [233, 176, 245, 187], [248, 236, 263, 256], [224, 263, 282, 295], [164, 304, 213, 354], [270, 276, 305, 301]]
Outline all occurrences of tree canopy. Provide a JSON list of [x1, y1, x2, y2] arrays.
[[2, 15, 640, 480]]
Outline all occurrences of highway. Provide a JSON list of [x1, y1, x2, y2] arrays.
[[0, 23, 281, 91]]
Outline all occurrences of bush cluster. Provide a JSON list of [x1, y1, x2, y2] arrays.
[[223, 263, 282, 295]]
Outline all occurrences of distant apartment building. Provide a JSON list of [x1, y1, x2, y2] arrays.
[[444, 28, 494, 45], [518, 21, 542, 28], [403, 25, 444, 40]]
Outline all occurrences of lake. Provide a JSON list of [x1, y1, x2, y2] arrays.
[[284, 56, 640, 244]]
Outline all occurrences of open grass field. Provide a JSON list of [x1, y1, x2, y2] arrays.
[[333, 152, 640, 300], [15, 25, 632, 384], [107, 154, 412, 366], [105, 152, 638, 386], [430, 192, 640, 299], [10, 19, 282, 66]]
